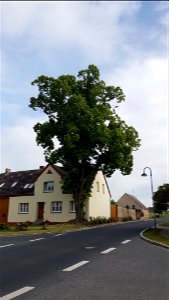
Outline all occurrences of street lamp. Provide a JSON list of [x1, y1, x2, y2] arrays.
[[141, 167, 157, 229]]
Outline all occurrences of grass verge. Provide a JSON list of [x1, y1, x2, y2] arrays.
[[0, 223, 88, 236], [143, 228, 169, 247], [158, 221, 169, 227]]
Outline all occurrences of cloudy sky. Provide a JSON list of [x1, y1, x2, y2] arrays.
[[1, 1, 168, 207]]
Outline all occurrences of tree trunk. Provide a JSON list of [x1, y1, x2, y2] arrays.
[[74, 192, 85, 222], [74, 165, 97, 222]]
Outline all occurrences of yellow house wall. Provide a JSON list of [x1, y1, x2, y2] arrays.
[[86, 171, 111, 221], [117, 206, 137, 221], [117, 195, 140, 210], [142, 209, 149, 220], [35, 165, 75, 222], [7, 166, 111, 223], [8, 195, 36, 223]]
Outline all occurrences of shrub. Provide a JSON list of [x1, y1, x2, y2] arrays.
[[0, 223, 10, 231], [15, 222, 29, 231], [41, 220, 50, 230], [89, 216, 112, 225]]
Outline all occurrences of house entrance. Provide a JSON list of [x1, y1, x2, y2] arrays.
[[37, 202, 44, 220]]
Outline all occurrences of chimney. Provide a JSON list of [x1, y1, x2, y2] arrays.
[[5, 168, 11, 174]]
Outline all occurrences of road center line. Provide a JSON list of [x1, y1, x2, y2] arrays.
[[0, 286, 34, 300], [121, 239, 131, 244], [101, 247, 116, 254], [29, 238, 45, 242], [54, 234, 63, 237], [63, 260, 89, 272], [85, 246, 95, 249], [0, 244, 14, 249]]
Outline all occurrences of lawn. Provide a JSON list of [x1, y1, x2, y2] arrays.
[[0, 223, 88, 236], [143, 228, 169, 247]]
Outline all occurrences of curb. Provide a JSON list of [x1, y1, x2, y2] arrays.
[[140, 228, 169, 249]]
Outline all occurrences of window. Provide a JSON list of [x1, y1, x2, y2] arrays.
[[19, 203, 29, 214], [47, 170, 52, 174], [24, 183, 30, 189], [44, 181, 54, 192], [11, 182, 18, 187], [96, 182, 100, 192], [51, 201, 62, 212], [69, 200, 76, 212], [23, 183, 34, 189], [102, 184, 105, 194], [28, 183, 34, 188]]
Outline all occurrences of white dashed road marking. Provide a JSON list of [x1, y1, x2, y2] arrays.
[[63, 260, 90, 272], [0, 244, 14, 249], [121, 239, 131, 244], [54, 234, 63, 237], [29, 238, 45, 242], [101, 247, 116, 254], [85, 246, 95, 249], [0, 286, 35, 300]]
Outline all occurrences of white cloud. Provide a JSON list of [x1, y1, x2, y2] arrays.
[[106, 56, 168, 206], [1, 116, 47, 172], [1, 1, 168, 208], [2, 1, 141, 64], [155, 1, 168, 12]]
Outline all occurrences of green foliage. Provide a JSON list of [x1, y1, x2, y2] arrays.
[[0, 223, 10, 231], [153, 183, 169, 213], [29, 65, 141, 221], [111, 199, 116, 205], [143, 228, 169, 246], [15, 222, 29, 231], [89, 216, 113, 225], [122, 216, 133, 222]]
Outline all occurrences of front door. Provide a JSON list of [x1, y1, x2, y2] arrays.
[[37, 202, 44, 219]]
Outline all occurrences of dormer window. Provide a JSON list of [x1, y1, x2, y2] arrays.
[[11, 182, 18, 187], [24, 184, 30, 189], [28, 183, 34, 188], [43, 181, 54, 192], [23, 183, 34, 189]]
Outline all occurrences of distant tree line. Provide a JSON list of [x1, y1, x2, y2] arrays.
[[153, 183, 169, 213]]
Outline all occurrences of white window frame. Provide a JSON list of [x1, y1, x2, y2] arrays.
[[19, 203, 29, 214], [51, 201, 62, 213], [44, 181, 54, 192], [69, 200, 76, 212]]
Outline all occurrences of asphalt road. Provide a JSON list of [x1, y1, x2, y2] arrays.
[[0, 219, 168, 300]]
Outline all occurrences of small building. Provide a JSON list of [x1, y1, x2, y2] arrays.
[[111, 193, 149, 221], [0, 165, 111, 224]]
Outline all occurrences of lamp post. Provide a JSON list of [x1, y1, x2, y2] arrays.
[[141, 167, 157, 229]]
